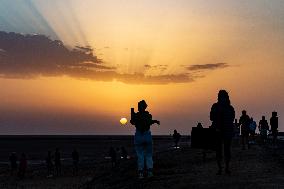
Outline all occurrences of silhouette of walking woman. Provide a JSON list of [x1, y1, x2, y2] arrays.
[[210, 90, 235, 175], [130, 100, 160, 179]]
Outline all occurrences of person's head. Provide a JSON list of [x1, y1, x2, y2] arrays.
[[217, 90, 230, 105], [242, 110, 247, 115], [272, 111, 277, 117], [174, 129, 177, 134], [197, 123, 202, 127], [262, 116, 265, 120], [138, 100, 147, 112]]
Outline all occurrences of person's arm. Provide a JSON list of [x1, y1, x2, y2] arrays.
[[152, 120, 160, 125], [148, 113, 160, 125]]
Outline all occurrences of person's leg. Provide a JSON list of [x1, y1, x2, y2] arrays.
[[145, 144, 153, 169], [135, 133, 145, 177], [224, 137, 232, 174], [145, 132, 153, 177], [216, 134, 223, 175]]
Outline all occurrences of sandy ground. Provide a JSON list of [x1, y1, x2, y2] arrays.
[[1, 138, 284, 189]]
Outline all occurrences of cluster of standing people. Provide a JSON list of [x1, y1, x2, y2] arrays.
[[46, 148, 80, 177], [210, 90, 279, 175], [239, 110, 278, 149], [9, 148, 80, 178], [130, 93, 279, 178]]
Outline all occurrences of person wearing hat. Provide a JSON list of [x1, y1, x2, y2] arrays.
[[130, 100, 160, 179]]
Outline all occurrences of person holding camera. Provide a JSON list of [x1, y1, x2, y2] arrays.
[[130, 100, 160, 179]]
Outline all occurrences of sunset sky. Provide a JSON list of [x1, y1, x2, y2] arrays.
[[0, 0, 283, 134]]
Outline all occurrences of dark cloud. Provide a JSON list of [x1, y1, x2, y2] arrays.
[[0, 31, 193, 84], [186, 63, 229, 71], [144, 64, 151, 68], [144, 64, 168, 71]]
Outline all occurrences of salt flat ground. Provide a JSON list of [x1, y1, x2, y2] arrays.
[[0, 136, 284, 189]]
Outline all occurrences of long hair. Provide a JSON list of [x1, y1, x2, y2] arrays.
[[218, 90, 230, 105]]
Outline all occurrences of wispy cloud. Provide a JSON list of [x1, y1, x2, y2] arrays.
[[186, 63, 229, 71], [144, 64, 168, 71]]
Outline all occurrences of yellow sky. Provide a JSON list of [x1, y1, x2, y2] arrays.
[[0, 0, 283, 134]]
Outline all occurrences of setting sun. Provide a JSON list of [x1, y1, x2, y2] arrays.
[[120, 118, 128, 125]]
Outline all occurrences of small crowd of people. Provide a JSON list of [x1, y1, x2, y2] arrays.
[[9, 148, 80, 178], [238, 110, 278, 149], [129, 91, 279, 178]]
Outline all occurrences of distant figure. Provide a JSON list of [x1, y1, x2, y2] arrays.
[[259, 116, 269, 144], [173, 129, 181, 148], [239, 110, 251, 150], [9, 152, 18, 176], [270, 111, 278, 145], [197, 122, 203, 129], [109, 147, 117, 168], [72, 149, 79, 176], [121, 147, 128, 160], [18, 153, 27, 179], [54, 148, 61, 176], [210, 90, 235, 175], [249, 118, 257, 144], [46, 151, 53, 177], [130, 100, 160, 179]]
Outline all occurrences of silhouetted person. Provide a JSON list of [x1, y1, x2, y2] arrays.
[[72, 149, 79, 176], [239, 110, 251, 150], [130, 100, 160, 178], [9, 152, 18, 176], [109, 147, 117, 168], [259, 116, 269, 144], [197, 122, 203, 128], [249, 118, 257, 144], [46, 151, 53, 177], [210, 90, 235, 175], [18, 153, 27, 179], [121, 147, 128, 160], [173, 129, 181, 148], [54, 148, 61, 176], [270, 111, 278, 145]]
